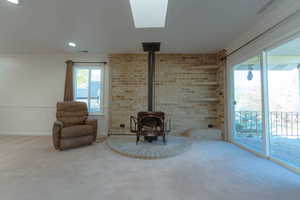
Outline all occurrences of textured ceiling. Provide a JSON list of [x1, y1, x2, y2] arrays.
[[0, 0, 270, 54]]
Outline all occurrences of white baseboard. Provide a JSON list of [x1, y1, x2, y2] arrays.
[[0, 131, 51, 136]]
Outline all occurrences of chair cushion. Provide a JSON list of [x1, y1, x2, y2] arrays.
[[61, 125, 93, 139], [59, 117, 87, 127]]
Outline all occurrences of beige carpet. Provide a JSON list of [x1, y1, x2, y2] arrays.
[[0, 135, 300, 200]]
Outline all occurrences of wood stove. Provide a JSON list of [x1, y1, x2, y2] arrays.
[[130, 42, 170, 144], [131, 112, 166, 144]]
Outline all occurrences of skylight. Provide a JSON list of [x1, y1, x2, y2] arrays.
[[68, 42, 77, 47], [129, 0, 168, 28], [7, 0, 19, 5]]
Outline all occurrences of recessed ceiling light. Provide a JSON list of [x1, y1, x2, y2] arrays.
[[129, 0, 168, 28], [7, 0, 20, 5], [68, 42, 77, 47]]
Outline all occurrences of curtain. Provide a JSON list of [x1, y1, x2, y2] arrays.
[[64, 60, 74, 101]]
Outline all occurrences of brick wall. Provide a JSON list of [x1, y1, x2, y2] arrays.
[[109, 53, 225, 137]]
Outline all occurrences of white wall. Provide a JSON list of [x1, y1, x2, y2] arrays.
[[226, 0, 300, 66], [0, 53, 109, 136]]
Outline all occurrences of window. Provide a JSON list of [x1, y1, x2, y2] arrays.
[[229, 34, 300, 171], [73, 64, 104, 115], [233, 56, 263, 152], [267, 37, 300, 168]]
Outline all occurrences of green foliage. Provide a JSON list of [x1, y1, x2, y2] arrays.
[[235, 111, 263, 137], [77, 70, 88, 88]]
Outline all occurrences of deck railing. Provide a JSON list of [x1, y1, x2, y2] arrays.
[[235, 111, 300, 138]]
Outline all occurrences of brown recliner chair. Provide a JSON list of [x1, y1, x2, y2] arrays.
[[52, 101, 97, 150]]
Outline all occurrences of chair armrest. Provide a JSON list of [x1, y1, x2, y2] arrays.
[[86, 118, 98, 141], [52, 120, 63, 150], [54, 120, 63, 128]]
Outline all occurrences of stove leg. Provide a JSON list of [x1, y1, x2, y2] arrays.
[[136, 135, 139, 145]]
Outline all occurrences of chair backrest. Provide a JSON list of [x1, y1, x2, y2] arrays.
[[56, 101, 88, 127]]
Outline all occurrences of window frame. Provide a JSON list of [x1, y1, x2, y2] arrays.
[[227, 31, 300, 175], [231, 55, 265, 153], [73, 64, 105, 116]]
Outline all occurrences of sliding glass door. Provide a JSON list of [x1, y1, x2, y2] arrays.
[[267, 37, 300, 168], [230, 35, 300, 170], [233, 56, 263, 152]]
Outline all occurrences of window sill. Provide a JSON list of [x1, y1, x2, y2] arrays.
[[89, 114, 104, 117]]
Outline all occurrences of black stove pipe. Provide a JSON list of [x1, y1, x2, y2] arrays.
[[143, 42, 161, 112], [148, 51, 155, 111]]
